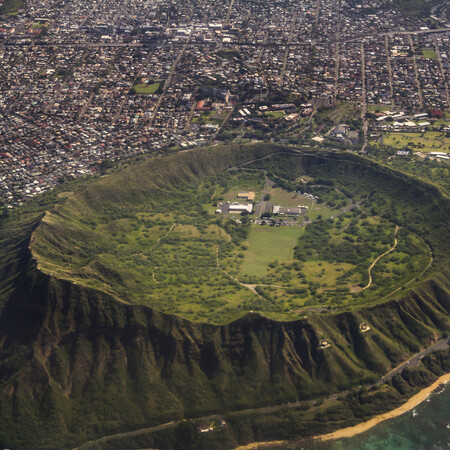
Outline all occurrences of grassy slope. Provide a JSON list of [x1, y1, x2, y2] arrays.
[[386, 158, 450, 197]]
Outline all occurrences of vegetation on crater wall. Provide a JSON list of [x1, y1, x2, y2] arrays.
[[28, 145, 448, 323]]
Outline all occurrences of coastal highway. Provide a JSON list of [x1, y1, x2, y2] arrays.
[[378, 337, 450, 384], [73, 337, 449, 449]]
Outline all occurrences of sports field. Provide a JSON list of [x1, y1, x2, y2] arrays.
[[422, 48, 437, 59], [133, 82, 161, 94], [240, 225, 303, 277]]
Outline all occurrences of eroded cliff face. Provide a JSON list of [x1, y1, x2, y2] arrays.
[[0, 255, 449, 449]]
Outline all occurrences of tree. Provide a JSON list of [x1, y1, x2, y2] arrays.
[[174, 420, 199, 450]]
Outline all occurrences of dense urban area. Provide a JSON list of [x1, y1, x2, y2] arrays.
[[0, 0, 449, 207]]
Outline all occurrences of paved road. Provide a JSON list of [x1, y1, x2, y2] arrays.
[[360, 41, 368, 152], [73, 337, 449, 449], [8, 26, 449, 49], [378, 337, 449, 384], [433, 36, 450, 108], [385, 35, 395, 108], [408, 34, 424, 109]]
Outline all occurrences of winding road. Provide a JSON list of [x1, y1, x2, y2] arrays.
[[361, 225, 399, 291]]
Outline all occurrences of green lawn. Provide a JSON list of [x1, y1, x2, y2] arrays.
[[133, 82, 161, 94], [265, 111, 285, 119], [327, 101, 360, 124], [240, 225, 303, 277], [422, 48, 437, 59], [383, 132, 450, 153], [269, 187, 307, 207], [432, 118, 450, 128], [191, 111, 227, 125]]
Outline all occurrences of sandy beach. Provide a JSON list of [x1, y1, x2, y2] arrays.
[[317, 373, 450, 442], [234, 441, 286, 449], [234, 373, 450, 449]]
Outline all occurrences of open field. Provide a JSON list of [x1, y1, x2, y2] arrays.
[[238, 212, 430, 313], [132, 81, 161, 94], [268, 187, 308, 207], [240, 225, 303, 277], [382, 131, 450, 153], [265, 111, 285, 119], [323, 101, 360, 124], [421, 48, 437, 59], [191, 110, 228, 125]]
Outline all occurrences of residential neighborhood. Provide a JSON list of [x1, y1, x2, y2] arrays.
[[0, 0, 449, 207]]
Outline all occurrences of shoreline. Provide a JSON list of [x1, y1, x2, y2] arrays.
[[316, 373, 450, 442], [234, 372, 450, 449]]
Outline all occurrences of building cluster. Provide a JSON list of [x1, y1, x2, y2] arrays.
[[0, 0, 449, 206]]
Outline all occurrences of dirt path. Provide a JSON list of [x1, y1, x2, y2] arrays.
[[378, 238, 433, 301], [216, 246, 262, 295], [361, 225, 398, 291], [157, 224, 176, 244]]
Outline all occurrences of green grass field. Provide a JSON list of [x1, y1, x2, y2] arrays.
[[383, 131, 450, 153], [265, 111, 285, 119], [240, 225, 303, 277], [191, 111, 227, 125], [132, 82, 161, 94], [268, 187, 306, 207], [422, 48, 437, 59], [234, 210, 430, 316]]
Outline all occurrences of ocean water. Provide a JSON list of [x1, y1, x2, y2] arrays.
[[311, 383, 450, 450]]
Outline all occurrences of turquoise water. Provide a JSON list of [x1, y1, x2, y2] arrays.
[[310, 383, 450, 450]]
